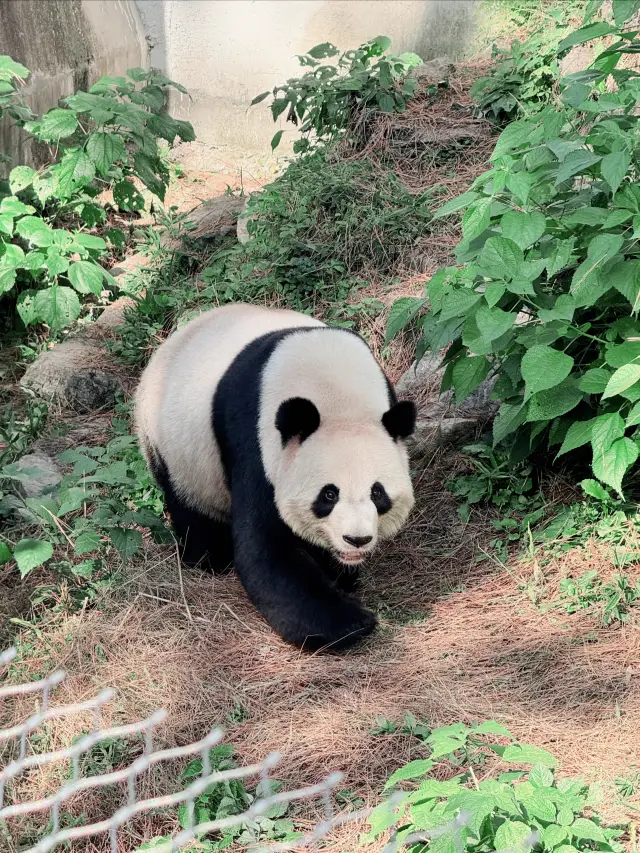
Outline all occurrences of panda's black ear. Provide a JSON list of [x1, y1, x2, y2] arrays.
[[382, 400, 416, 441], [276, 397, 320, 445]]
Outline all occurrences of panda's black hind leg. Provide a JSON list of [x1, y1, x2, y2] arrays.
[[149, 447, 233, 574]]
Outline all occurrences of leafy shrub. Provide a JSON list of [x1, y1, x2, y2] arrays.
[[365, 717, 624, 853], [0, 59, 193, 332], [389, 5, 640, 499], [136, 745, 300, 852], [252, 35, 423, 152], [470, 24, 565, 124], [0, 409, 170, 593], [203, 152, 432, 314]]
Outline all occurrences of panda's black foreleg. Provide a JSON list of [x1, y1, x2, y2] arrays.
[[302, 543, 360, 593], [231, 478, 376, 652], [150, 448, 233, 573]]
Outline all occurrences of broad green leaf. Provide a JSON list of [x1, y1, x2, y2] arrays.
[[250, 91, 270, 106], [502, 744, 558, 768], [606, 340, 640, 368], [603, 209, 633, 229], [0, 263, 18, 295], [16, 289, 38, 325], [578, 368, 611, 393], [570, 266, 609, 308], [610, 260, 640, 312], [0, 542, 11, 565], [538, 295, 576, 323], [477, 236, 523, 280], [0, 56, 30, 79], [506, 172, 534, 204], [67, 260, 104, 296], [501, 211, 546, 250], [557, 807, 575, 827], [270, 130, 284, 151], [601, 150, 631, 195], [529, 763, 554, 788], [522, 789, 556, 822], [462, 197, 492, 242], [612, 0, 640, 27], [386, 297, 426, 342], [591, 412, 625, 458], [44, 251, 69, 277], [602, 363, 640, 399], [494, 820, 532, 851], [432, 191, 478, 220], [557, 419, 595, 457], [376, 92, 396, 113], [475, 306, 516, 342], [383, 759, 434, 790], [408, 778, 462, 802], [74, 530, 102, 555], [13, 538, 54, 578], [521, 345, 574, 400], [527, 380, 582, 422], [555, 150, 602, 186], [33, 285, 81, 331], [85, 131, 125, 173], [0, 196, 34, 217], [54, 150, 96, 198], [544, 824, 569, 848], [492, 119, 541, 158], [485, 282, 506, 308], [109, 527, 143, 560], [581, 479, 611, 501], [15, 216, 54, 247], [474, 720, 514, 737], [39, 108, 78, 140], [569, 818, 606, 843], [0, 214, 13, 237], [558, 21, 615, 52], [626, 401, 640, 427], [452, 356, 491, 404], [307, 42, 338, 59], [9, 165, 36, 193], [113, 179, 145, 212], [493, 402, 527, 446], [592, 437, 638, 496], [439, 289, 482, 322]]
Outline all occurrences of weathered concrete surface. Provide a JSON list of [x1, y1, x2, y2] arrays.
[[0, 0, 147, 174], [135, 0, 478, 160]]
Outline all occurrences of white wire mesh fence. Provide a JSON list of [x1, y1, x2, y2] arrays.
[[1, 646, 539, 853]]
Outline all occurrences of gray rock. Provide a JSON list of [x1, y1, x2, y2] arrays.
[[184, 195, 246, 241], [15, 453, 62, 498], [410, 56, 455, 83], [396, 354, 498, 421], [237, 191, 263, 245], [94, 296, 136, 330], [409, 417, 479, 459], [20, 339, 121, 412]]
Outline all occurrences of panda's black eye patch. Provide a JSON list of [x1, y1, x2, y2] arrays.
[[312, 484, 340, 518], [371, 481, 392, 514]]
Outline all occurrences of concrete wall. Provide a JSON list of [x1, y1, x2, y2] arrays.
[[135, 0, 478, 159], [0, 0, 147, 173]]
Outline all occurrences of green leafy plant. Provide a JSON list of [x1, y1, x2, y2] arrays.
[[0, 59, 194, 332], [252, 36, 422, 152], [0, 407, 170, 593], [364, 718, 625, 853], [136, 745, 301, 852], [388, 4, 640, 499], [202, 152, 431, 317], [555, 569, 640, 624]]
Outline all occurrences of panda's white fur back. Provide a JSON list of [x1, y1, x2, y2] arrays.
[[134, 303, 323, 518]]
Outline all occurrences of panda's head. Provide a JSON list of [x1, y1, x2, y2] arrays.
[[272, 397, 416, 565]]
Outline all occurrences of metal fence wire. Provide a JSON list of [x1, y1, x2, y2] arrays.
[[0, 646, 539, 853]]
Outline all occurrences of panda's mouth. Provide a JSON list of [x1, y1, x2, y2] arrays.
[[338, 551, 368, 565]]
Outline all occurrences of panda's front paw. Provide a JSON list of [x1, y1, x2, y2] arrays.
[[303, 597, 377, 652]]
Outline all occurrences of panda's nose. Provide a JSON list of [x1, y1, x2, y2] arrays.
[[343, 535, 373, 549]]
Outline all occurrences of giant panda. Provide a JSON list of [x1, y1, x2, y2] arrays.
[[134, 303, 416, 651]]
